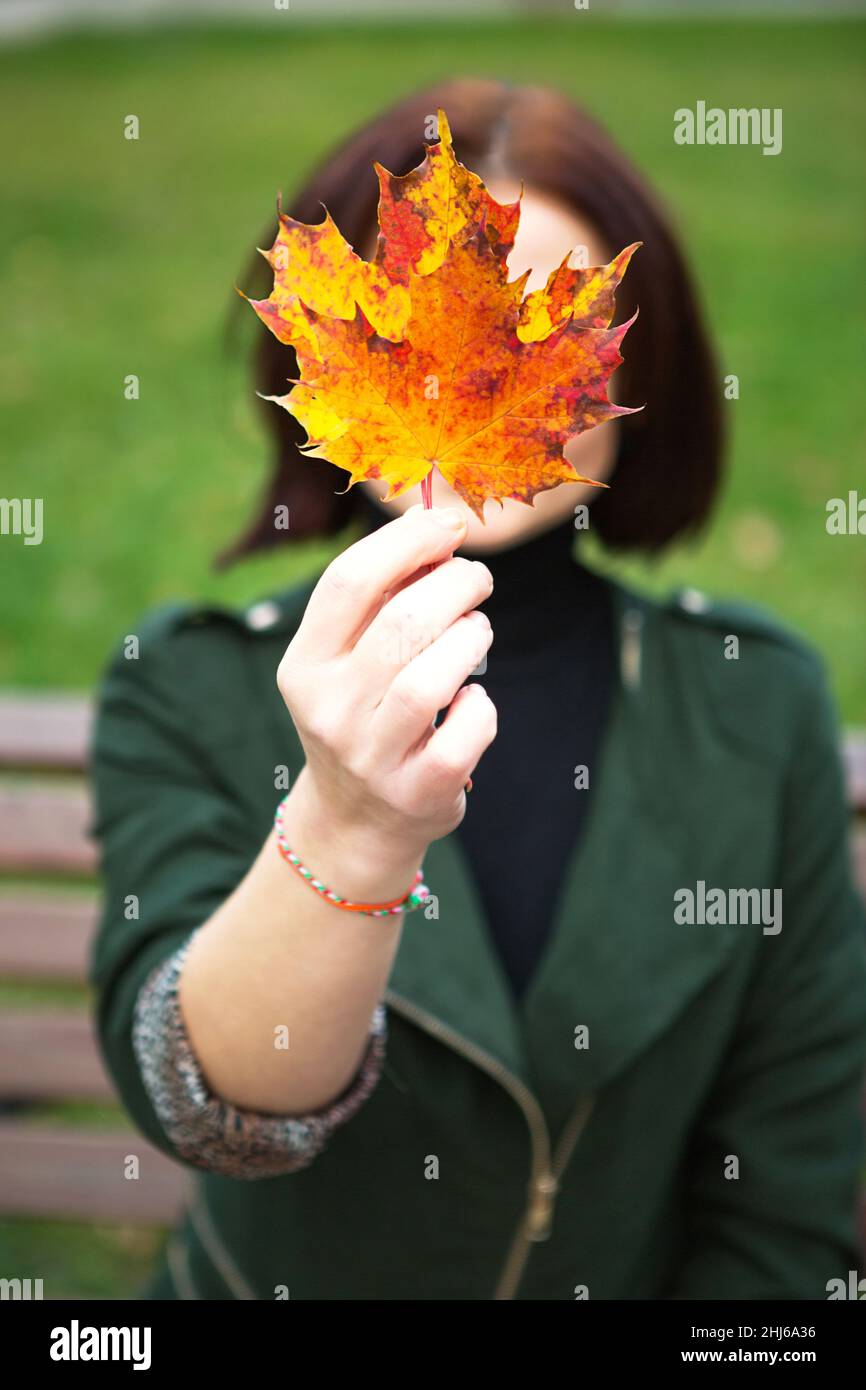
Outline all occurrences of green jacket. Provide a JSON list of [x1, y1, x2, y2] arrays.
[[89, 575, 866, 1300]]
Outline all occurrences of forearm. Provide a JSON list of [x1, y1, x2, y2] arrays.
[[178, 766, 425, 1114], [176, 508, 491, 1116]]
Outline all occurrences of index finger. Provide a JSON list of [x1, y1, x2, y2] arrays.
[[293, 503, 469, 658]]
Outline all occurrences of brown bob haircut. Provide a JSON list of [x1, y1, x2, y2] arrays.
[[223, 78, 723, 564]]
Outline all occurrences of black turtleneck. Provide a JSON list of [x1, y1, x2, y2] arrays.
[[358, 494, 616, 1001]]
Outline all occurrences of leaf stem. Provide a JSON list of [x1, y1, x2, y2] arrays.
[[420, 468, 436, 575]]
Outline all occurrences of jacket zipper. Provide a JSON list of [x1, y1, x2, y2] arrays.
[[166, 1227, 199, 1300], [186, 1176, 257, 1300], [385, 989, 595, 1300]]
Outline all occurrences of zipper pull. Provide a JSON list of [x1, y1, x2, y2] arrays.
[[526, 1172, 559, 1242]]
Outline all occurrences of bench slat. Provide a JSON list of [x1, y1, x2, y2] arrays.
[[0, 783, 96, 876], [0, 771, 861, 886], [0, 833, 864, 988], [0, 693, 92, 772], [0, 719, 861, 887], [0, 1121, 184, 1224], [0, 1010, 113, 1101], [0, 892, 96, 979], [0, 692, 863, 806], [852, 826, 866, 912], [846, 733, 866, 813]]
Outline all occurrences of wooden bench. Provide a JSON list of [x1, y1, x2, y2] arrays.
[[0, 694, 184, 1225], [1, 692, 865, 1242]]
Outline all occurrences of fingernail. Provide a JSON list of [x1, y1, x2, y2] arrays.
[[434, 507, 467, 531], [467, 611, 490, 629]]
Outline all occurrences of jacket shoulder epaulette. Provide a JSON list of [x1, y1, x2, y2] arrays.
[[126, 582, 314, 655], [98, 585, 315, 750], [652, 585, 829, 764], [662, 586, 816, 662]]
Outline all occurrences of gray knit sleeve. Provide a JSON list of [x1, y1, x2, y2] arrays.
[[131, 929, 387, 1179]]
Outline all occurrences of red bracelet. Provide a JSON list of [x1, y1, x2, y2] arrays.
[[274, 796, 430, 917]]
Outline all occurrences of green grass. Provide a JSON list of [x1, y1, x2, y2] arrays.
[[0, 1218, 166, 1301], [0, 15, 864, 1300], [0, 16, 864, 714]]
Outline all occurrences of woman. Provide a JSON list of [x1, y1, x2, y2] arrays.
[[89, 80, 866, 1301]]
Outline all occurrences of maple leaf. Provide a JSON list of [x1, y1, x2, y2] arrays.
[[245, 110, 640, 520], [373, 111, 521, 279], [249, 207, 409, 350]]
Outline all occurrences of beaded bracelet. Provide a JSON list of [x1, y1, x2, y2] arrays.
[[274, 795, 430, 918]]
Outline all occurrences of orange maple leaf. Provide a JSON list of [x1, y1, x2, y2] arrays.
[[246, 111, 640, 520]]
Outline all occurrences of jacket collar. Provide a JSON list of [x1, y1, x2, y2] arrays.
[[387, 580, 746, 1132]]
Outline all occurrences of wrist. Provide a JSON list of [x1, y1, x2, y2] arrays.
[[277, 768, 426, 905]]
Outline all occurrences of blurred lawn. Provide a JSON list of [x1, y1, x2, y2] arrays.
[[0, 16, 864, 714], [0, 14, 864, 1300], [0, 1210, 166, 1301]]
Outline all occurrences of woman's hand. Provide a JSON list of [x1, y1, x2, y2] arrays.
[[276, 505, 496, 900], [176, 504, 495, 1114]]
